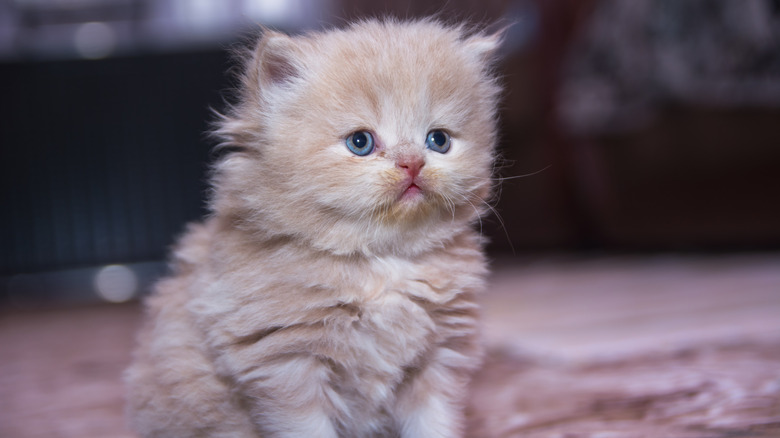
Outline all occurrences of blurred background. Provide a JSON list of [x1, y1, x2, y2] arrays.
[[1, 0, 780, 307]]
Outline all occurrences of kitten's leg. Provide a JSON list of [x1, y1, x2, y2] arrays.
[[392, 348, 473, 438], [127, 329, 258, 436], [233, 354, 340, 438]]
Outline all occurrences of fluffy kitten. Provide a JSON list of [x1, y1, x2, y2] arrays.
[[125, 19, 503, 438]]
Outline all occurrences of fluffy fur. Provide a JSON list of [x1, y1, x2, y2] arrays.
[[125, 19, 503, 438]]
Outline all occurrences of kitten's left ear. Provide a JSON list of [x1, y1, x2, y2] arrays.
[[463, 25, 508, 64]]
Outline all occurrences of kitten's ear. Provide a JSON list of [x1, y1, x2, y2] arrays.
[[463, 25, 508, 64], [251, 29, 301, 88]]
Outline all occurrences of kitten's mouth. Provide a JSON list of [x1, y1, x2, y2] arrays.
[[401, 183, 422, 200]]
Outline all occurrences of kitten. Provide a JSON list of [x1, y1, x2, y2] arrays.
[[125, 18, 503, 438]]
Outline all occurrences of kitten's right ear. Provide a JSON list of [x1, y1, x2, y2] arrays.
[[251, 29, 301, 88]]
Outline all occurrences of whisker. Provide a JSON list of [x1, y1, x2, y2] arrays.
[[465, 197, 484, 237], [455, 165, 551, 184], [476, 196, 515, 255], [494, 165, 552, 182], [448, 189, 486, 239], [443, 193, 457, 224], [449, 185, 515, 254]]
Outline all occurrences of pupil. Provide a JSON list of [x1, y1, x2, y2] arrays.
[[353, 133, 367, 148], [432, 132, 445, 146]]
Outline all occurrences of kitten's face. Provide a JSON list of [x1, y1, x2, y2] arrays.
[[215, 20, 502, 256]]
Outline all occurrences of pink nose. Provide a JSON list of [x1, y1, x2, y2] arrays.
[[396, 156, 425, 179]]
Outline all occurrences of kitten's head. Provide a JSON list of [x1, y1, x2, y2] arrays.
[[213, 19, 504, 257]]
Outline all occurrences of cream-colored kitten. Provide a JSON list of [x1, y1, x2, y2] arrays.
[[125, 19, 503, 438]]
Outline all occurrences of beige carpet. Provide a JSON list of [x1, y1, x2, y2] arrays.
[[467, 341, 780, 437]]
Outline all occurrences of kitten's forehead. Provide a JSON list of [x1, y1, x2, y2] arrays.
[[300, 21, 489, 135]]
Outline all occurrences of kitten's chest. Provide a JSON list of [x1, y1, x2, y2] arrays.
[[353, 288, 436, 358], [325, 279, 441, 405], [323, 259, 462, 369]]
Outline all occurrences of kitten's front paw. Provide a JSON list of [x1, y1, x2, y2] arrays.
[[399, 406, 462, 438], [396, 390, 464, 438]]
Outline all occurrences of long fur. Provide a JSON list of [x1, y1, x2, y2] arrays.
[[125, 19, 504, 438]]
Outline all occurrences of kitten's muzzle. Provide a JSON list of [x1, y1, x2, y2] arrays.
[[396, 155, 425, 180]]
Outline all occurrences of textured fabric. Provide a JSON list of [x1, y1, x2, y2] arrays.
[[559, 0, 780, 134]]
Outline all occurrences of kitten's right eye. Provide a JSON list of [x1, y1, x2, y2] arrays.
[[345, 131, 375, 156]]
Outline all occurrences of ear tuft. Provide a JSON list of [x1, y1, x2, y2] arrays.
[[254, 29, 300, 87], [464, 25, 508, 63]]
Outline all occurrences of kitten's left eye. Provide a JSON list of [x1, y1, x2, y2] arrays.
[[426, 130, 451, 154], [346, 131, 375, 156]]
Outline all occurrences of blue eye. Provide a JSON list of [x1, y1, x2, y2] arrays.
[[346, 131, 375, 156], [425, 130, 450, 153]]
